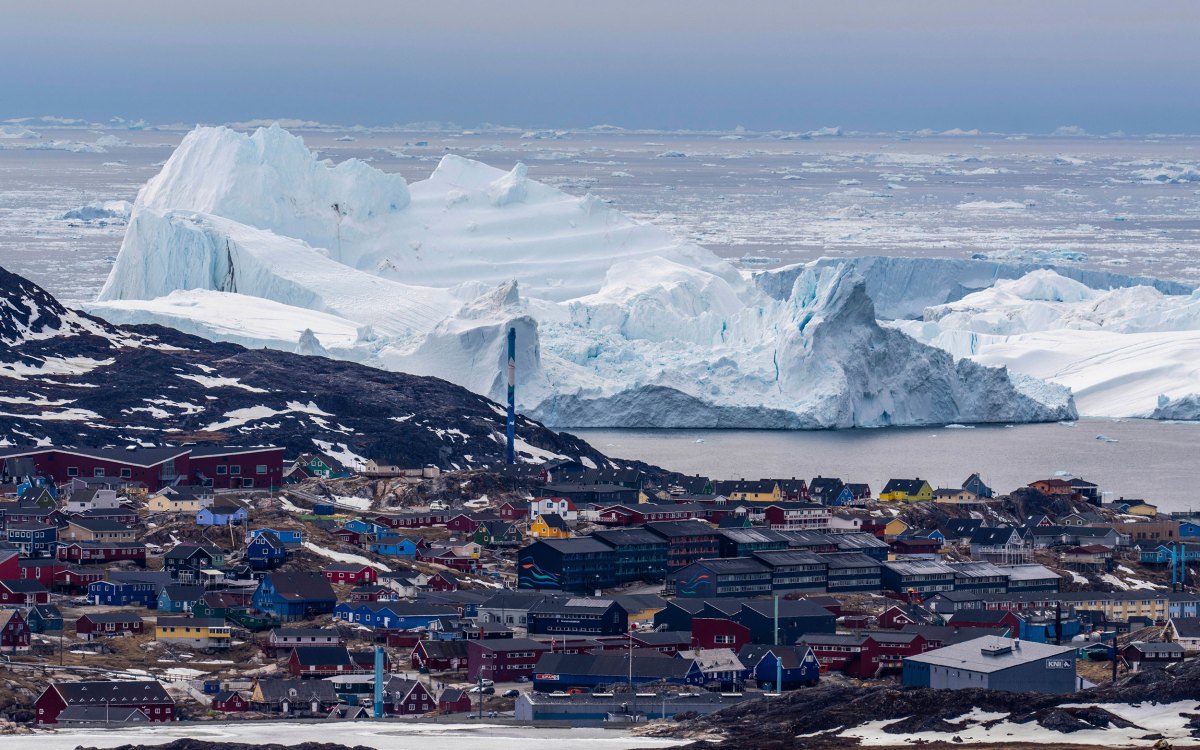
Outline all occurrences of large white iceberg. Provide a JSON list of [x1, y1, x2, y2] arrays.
[[91, 124, 1075, 428], [893, 269, 1200, 418]]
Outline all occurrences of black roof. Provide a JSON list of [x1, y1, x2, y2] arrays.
[[51, 680, 173, 705], [290, 646, 355, 666], [644, 520, 717, 539], [591, 528, 666, 547], [265, 572, 336, 601], [534, 652, 695, 680], [969, 527, 1022, 546], [881, 478, 928, 495]]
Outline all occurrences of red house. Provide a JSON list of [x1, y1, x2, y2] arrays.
[[384, 677, 435, 715], [411, 640, 469, 672], [34, 680, 175, 724], [878, 605, 921, 630], [597, 504, 702, 526], [0, 609, 31, 652], [57, 541, 147, 565], [445, 514, 484, 535], [0, 580, 49, 605], [18, 559, 61, 587], [946, 608, 1024, 633], [798, 631, 930, 678], [424, 571, 461, 591], [689, 617, 752, 651], [467, 638, 552, 682], [332, 528, 366, 546], [55, 565, 104, 592], [0, 551, 19, 581], [321, 563, 378, 586], [437, 688, 472, 714], [212, 690, 249, 712], [350, 584, 394, 602], [188, 446, 285, 490], [75, 612, 146, 640], [498, 501, 530, 521]]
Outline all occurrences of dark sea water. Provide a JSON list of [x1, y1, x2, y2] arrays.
[[575, 419, 1200, 515]]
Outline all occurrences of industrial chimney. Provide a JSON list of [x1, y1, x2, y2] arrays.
[[506, 327, 516, 465]]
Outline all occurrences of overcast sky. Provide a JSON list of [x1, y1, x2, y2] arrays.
[[3, 1, 1198, 132]]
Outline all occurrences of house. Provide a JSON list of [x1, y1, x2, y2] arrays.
[[0, 579, 50, 605], [62, 518, 138, 544], [828, 513, 865, 534], [293, 452, 338, 479], [57, 540, 147, 566], [148, 488, 212, 514], [962, 472, 994, 499], [531, 652, 705, 693], [678, 647, 746, 690], [947, 608, 1024, 634], [799, 631, 930, 678], [711, 480, 781, 503], [250, 527, 304, 546], [902, 636, 1078, 693], [518, 538, 616, 592], [370, 537, 421, 558], [1001, 564, 1062, 593], [1063, 544, 1114, 571], [1029, 478, 1076, 497], [425, 571, 461, 591], [334, 601, 459, 630], [845, 483, 872, 504], [252, 572, 337, 622], [0, 608, 31, 651], [498, 500, 531, 521], [266, 627, 343, 654], [75, 612, 145, 640], [212, 690, 249, 713], [287, 646, 369, 678], [88, 576, 161, 607], [1069, 477, 1100, 504], [383, 676, 435, 715], [596, 503, 703, 526], [196, 500, 249, 526], [943, 518, 984, 545], [1166, 617, 1200, 651], [890, 536, 942, 557], [530, 513, 572, 540], [879, 478, 934, 503], [411, 639, 470, 672], [467, 637, 553, 682], [1104, 498, 1158, 517], [438, 688, 472, 714], [248, 678, 339, 715], [806, 477, 844, 506], [762, 503, 832, 531], [737, 644, 821, 690], [156, 617, 231, 649], [245, 531, 289, 570], [34, 680, 175, 724], [162, 544, 225, 583], [7, 523, 58, 557], [882, 518, 909, 538], [26, 603, 62, 633], [321, 563, 378, 586], [1113, 638, 1180, 672], [934, 488, 980, 505], [64, 488, 122, 515], [527, 598, 628, 636], [157, 584, 204, 613], [474, 521, 521, 548], [969, 527, 1028, 564], [529, 497, 579, 523], [736, 599, 837, 644]]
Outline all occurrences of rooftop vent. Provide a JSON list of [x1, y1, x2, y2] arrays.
[[981, 643, 1013, 657]]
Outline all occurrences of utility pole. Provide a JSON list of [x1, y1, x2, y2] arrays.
[[774, 595, 782, 693]]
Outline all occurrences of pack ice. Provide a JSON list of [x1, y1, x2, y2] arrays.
[[92, 124, 1075, 428]]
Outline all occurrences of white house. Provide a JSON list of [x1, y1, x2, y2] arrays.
[[65, 488, 122, 514], [529, 497, 578, 523], [1167, 617, 1200, 651]]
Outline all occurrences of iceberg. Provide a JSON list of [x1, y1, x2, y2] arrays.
[[893, 270, 1200, 418], [91, 124, 1076, 429]]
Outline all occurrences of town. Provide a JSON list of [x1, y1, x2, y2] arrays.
[[0, 443, 1197, 729]]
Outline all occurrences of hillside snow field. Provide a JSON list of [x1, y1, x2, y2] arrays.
[[90, 124, 1089, 428]]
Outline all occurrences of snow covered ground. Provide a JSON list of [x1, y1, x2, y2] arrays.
[[86, 125, 1077, 429]]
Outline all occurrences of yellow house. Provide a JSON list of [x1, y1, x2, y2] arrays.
[[883, 517, 910, 538], [933, 488, 980, 505], [530, 513, 572, 540], [879, 478, 934, 503], [148, 490, 211, 514], [1118, 500, 1158, 517], [155, 617, 231, 648], [714, 480, 782, 503]]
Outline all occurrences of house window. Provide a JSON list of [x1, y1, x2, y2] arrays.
[[67, 467, 78, 477], [94, 468, 105, 477], [256, 465, 268, 475], [230, 465, 242, 475], [243, 478, 254, 488], [216, 466, 228, 475], [121, 468, 132, 478]]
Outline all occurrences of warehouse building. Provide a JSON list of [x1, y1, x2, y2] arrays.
[[902, 636, 1079, 693]]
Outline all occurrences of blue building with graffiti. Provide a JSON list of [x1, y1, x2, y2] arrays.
[[672, 558, 772, 598], [516, 538, 616, 592]]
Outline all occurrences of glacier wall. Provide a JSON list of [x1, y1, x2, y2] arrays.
[[91, 124, 1079, 428]]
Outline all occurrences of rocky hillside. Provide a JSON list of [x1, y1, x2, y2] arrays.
[[0, 266, 607, 469]]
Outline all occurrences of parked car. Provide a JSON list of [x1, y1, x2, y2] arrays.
[[514, 675, 530, 683], [502, 689, 519, 698], [467, 686, 495, 695], [479, 678, 494, 687]]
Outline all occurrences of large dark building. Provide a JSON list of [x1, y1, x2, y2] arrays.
[[645, 520, 720, 571], [517, 538, 616, 592], [591, 528, 669, 583], [0, 445, 284, 491], [526, 598, 627, 636]]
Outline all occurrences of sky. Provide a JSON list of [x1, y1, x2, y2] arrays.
[[3, 0, 1199, 133]]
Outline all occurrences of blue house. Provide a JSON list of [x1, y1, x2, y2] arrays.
[[738, 644, 820, 690], [157, 584, 204, 613], [6, 523, 58, 557], [343, 519, 393, 538], [1139, 543, 1200, 565], [245, 531, 289, 570], [1021, 616, 1082, 644], [88, 578, 160, 607], [827, 487, 855, 507], [196, 502, 249, 526], [369, 538, 419, 558], [250, 528, 304, 546], [26, 603, 63, 633], [1180, 522, 1200, 540], [333, 601, 459, 630], [252, 572, 336, 622]]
